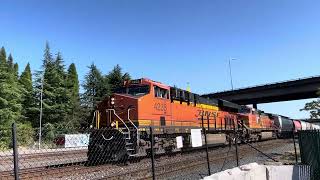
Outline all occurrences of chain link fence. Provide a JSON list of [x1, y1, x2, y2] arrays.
[[152, 128, 301, 179], [0, 127, 14, 179], [0, 123, 304, 180], [298, 130, 320, 180]]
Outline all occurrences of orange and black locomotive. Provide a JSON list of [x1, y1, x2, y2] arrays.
[[88, 78, 276, 163]]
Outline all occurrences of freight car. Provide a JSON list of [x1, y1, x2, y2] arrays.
[[311, 124, 320, 130], [293, 120, 302, 132], [271, 115, 294, 138], [87, 78, 279, 164], [297, 120, 320, 130]]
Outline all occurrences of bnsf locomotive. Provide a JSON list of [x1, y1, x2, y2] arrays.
[[87, 78, 307, 164]]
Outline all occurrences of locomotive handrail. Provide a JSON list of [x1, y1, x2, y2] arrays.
[[128, 108, 140, 149], [106, 109, 130, 139], [102, 135, 114, 141], [127, 108, 138, 130]]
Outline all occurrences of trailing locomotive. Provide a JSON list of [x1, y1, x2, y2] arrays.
[[237, 106, 275, 141], [87, 78, 294, 164]]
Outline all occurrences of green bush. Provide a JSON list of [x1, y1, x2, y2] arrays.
[[0, 128, 11, 150], [17, 122, 35, 147]]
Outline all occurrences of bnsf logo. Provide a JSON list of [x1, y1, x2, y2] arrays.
[[197, 110, 218, 118]]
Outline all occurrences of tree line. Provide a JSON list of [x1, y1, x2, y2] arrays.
[[0, 42, 130, 147], [1, 41, 319, 148]]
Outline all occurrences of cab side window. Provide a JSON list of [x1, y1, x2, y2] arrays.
[[154, 86, 169, 99]]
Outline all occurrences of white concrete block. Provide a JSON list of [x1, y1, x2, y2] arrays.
[[203, 163, 267, 180], [243, 163, 267, 180], [266, 166, 294, 180]]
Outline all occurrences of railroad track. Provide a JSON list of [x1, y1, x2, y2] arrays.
[[152, 141, 285, 179], [0, 139, 292, 180], [0, 160, 88, 179], [104, 139, 289, 180], [0, 149, 87, 172], [1, 149, 87, 161]]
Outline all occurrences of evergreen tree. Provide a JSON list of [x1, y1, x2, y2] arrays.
[[19, 63, 36, 123], [55, 52, 65, 76], [34, 43, 69, 126], [82, 63, 111, 127], [122, 72, 131, 82], [20, 63, 32, 92], [6, 54, 18, 79], [107, 64, 131, 93], [7, 54, 14, 71], [81, 64, 130, 126], [0, 47, 6, 65], [66, 63, 81, 126], [43, 41, 53, 68], [0, 47, 22, 128], [13, 63, 19, 78], [82, 63, 106, 109], [32, 42, 53, 126], [67, 64, 79, 96], [107, 64, 122, 93], [53, 52, 68, 113]]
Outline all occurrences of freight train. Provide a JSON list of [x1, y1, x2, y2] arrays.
[[87, 78, 317, 164]]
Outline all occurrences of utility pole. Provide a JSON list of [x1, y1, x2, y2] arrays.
[[38, 75, 44, 149], [228, 58, 236, 90]]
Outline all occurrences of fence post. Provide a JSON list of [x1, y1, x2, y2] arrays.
[[291, 120, 298, 164], [207, 114, 210, 131], [12, 123, 19, 180], [235, 134, 239, 166], [150, 127, 155, 180], [201, 115, 211, 175], [233, 119, 239, 167], [203, 127, 211, 176]]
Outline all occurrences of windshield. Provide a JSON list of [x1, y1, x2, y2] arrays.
[[239, 106, 251, 114], [115, 85, 150, 96]]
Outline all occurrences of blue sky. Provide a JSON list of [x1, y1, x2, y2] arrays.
[[1, 0, 319, 118]]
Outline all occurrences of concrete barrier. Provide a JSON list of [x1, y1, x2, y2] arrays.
[[203, 163, 266, 180], [203, 163, 310, 180], [266, 166, 294, 180]]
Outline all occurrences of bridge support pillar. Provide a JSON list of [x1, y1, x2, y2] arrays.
[[253, 103, 257, 109]]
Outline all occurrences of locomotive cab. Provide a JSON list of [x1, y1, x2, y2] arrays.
[[95, 78, 156, 129]]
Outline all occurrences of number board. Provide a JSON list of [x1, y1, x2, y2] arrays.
[[130, 79, 142, 84]]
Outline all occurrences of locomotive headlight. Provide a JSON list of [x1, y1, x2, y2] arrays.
[[111, 97, 115, 105]]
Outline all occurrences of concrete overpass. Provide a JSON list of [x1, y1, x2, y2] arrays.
[[202, 76, 320, 108]]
